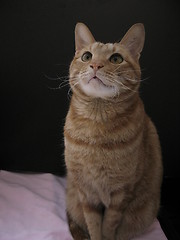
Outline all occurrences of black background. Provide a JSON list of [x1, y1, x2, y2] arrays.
[[1, 0, 180, 177]]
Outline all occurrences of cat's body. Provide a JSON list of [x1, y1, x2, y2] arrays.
[[64, 23, 163, 240]]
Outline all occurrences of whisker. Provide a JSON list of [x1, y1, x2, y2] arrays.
[[44, 73, 70, 90], [112, 67, 141, 74], [67, 88, 72, 99], [46, 85, 63, 91], [68, 81, 80, 98], [124, 76, 150, 82], [44, 73, 70, 81], [103, 73, 138, 93], [103, 69, 149, 84], [120, 82, 138, 93], [44, 74, 61, 81], [58, 81, 70, 89], [140, 76, 150, 82]]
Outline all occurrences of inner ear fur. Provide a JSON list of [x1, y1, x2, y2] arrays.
[[120, 23, 145, 60], [75, 23, 95, 51]]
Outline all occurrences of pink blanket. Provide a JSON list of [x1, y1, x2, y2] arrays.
[[0, 171, 167, 240]]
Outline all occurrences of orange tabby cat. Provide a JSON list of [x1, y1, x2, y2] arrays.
[[64, 23, 163, 240]]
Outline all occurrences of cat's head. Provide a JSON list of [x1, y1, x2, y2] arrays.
[[69, 23, 145, 99]]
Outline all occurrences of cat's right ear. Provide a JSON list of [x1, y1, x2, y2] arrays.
[[75, 23, 95, 51], [120, 23, 145, 60]]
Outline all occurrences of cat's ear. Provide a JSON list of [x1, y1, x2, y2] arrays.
[[120, 23, 145, 60], [75, 23, 95, 51]]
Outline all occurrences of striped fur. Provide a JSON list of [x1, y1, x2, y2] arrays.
[[64, 23, 163, 240]]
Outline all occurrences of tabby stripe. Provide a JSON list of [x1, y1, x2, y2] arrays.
[[65, 124, 143, 151]]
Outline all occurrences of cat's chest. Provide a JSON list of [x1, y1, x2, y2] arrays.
[[81, 162, 118, 207]]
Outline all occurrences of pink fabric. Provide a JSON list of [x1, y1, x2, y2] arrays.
[[0, 171, 167, 240]]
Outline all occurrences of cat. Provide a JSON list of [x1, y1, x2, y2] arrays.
[[64, 22, 163, 240]]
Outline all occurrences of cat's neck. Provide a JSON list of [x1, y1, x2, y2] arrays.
[[70, 91, 142, 123]]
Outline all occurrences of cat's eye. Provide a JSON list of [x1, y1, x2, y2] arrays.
[[81, 51, 92, 62], [109, 53, 123, 64]]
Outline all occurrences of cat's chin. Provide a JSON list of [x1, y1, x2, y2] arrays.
[[80, 78, 116, 99]]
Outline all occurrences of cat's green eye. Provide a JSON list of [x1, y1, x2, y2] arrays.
[[81, 51, 92, 62], [109, 53, 123, 64]]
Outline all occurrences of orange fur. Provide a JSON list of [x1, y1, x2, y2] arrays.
[[64, 23, 163, 240]]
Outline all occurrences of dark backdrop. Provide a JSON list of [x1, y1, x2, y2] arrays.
[[0, 0, 179, 177]]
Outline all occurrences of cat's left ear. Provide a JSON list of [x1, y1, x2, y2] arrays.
[[120, 23, 145, 60], [75, 23, 95, 51]]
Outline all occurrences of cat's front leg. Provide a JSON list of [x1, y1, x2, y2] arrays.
[[79, 191, 103, 240], [82, 204, 102, 240], [102, 208, 123, 240], [102, 192, 126, 240]]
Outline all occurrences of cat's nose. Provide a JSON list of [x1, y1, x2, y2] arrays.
[[90, 63, 104, 71]]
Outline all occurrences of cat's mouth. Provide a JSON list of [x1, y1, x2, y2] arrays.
[[80, 74, 116, 98], [88, 76, 111, 88]]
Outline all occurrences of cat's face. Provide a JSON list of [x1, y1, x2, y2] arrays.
[[70, 23, 145, 99]]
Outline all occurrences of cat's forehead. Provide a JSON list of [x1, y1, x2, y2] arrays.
[[89, 42, 117, 55], [75, 41, 126, 60]]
